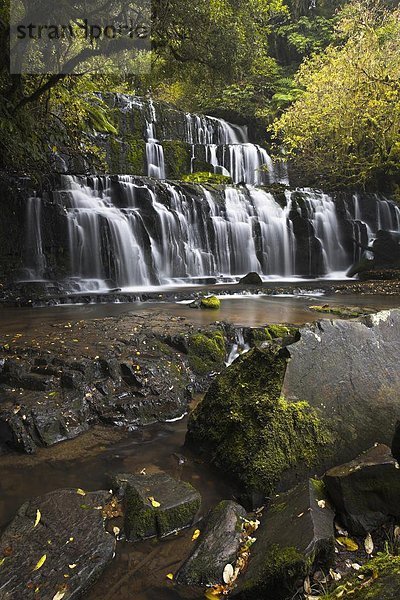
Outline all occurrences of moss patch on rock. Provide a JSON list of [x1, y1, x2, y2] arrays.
[[309, 305, 376, 319], [188, 330, 226, 375], [186, 345, 331, 494], [322, 553, 400, 599], [200, 296, 221, 310], [116, 472, 201, 542], [182, 172, 233, 185]]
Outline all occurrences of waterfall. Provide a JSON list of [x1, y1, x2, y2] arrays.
[[23, 174, 400, 290], [22, 196, 47, 281], [226, 328, 250, 366], [145, 98, 166, 179]]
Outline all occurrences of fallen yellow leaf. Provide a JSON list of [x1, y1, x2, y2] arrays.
[[33, 554, 47, 571], [34, 509, 41, 528], [148, 496, 161, 508], [192, 529, 201, 541], [166, 573, 174, 580], [76, 489, 86, 496], [52, 591, 66, 600], [336, 536, 359, 551]]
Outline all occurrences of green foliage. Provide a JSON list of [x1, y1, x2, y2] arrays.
[[273, 1, 400, 187], [182, 172, 233, 185]]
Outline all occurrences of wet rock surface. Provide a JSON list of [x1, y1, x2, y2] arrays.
[[283, 310, 400, 470], [113, 471, 201, 541], [0, 489, 115, 600], [324, 444, 400, 535], [0, 312, 231, 453], [176, 500, 247, 586], [235, 479, 335, 600]]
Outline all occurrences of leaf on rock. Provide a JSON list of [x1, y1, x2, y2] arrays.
[[166, 573, 174, 580], [192, 529, 201, 541], [365, 533, 374, 555], [222, 563, 234, 584], [336, 536, 359, 551], [76, 488, 86, 496], [33, 554, 47, 571], [148, 496, 161, 508], [34, 509, 41, 528]]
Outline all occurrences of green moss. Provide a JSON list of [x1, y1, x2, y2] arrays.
[[187, 346, 332, 494], [322, 553, 400, 599], [250, 325, 298, 345], [124, 485, 156, 540], [156, 495, 201, 537], [241, 545, 307, 599], [127, 137, 146, 174], [163, 140, 191, 179], [188, 330, 226, 375], [200, 296, 221, 310], [182, 172, 233, 185], [309, 305, 375, 319]]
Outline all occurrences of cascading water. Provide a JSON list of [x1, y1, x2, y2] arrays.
[[145, 99, 166, 179], [21, 196, 47, 281], [25, 174, 399, 291]]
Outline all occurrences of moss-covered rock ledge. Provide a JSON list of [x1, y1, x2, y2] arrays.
[[187, 344, 331, 496], [186, 311, 400, 496]]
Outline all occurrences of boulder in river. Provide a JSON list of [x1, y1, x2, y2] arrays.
[[238, 272, 263, 285], [0, 489, 115, 600], [324, 444, 400, 535], [187, 310, 400, 496], [176, 500, 247, 586], [113, 472, 201, 541], [234, 479, 335, 600]]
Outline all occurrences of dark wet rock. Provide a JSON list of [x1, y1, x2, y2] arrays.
[[0, 489, 115, 600], [0, 313, 234, 453], [113, 472, 201, 541], [187, 310, 400, 496], [392, 420, 400, 462], [324, 444, 400, 535], [235, 479, 335, 600], [176, 500, 246, 586], [238, 272, 262, 286]]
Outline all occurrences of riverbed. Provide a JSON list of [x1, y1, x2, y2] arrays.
[[1, 291, 400, 599]]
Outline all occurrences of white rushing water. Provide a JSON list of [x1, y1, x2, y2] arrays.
[[23, 175, 398, 290]]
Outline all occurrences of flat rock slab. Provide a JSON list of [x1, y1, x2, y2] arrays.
[[114, 472, 201, 541], [235, 479, 335, 600], [0, 489, 115, 600], [176, 500, 247, 586], [324, 444, 400, 535], [0, 311, 232, 453]]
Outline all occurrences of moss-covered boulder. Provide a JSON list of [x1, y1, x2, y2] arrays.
[[187, 310, 400, 497], [201, 296, 221, 310], [176, 500, 247, 586], [322, 553, 400, 600], [114, 472, 201, 541], [186, 345, 331, 495], [235, 479, 335, 600]]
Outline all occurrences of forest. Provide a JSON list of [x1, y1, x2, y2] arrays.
[[0, 0, 399, 190]]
